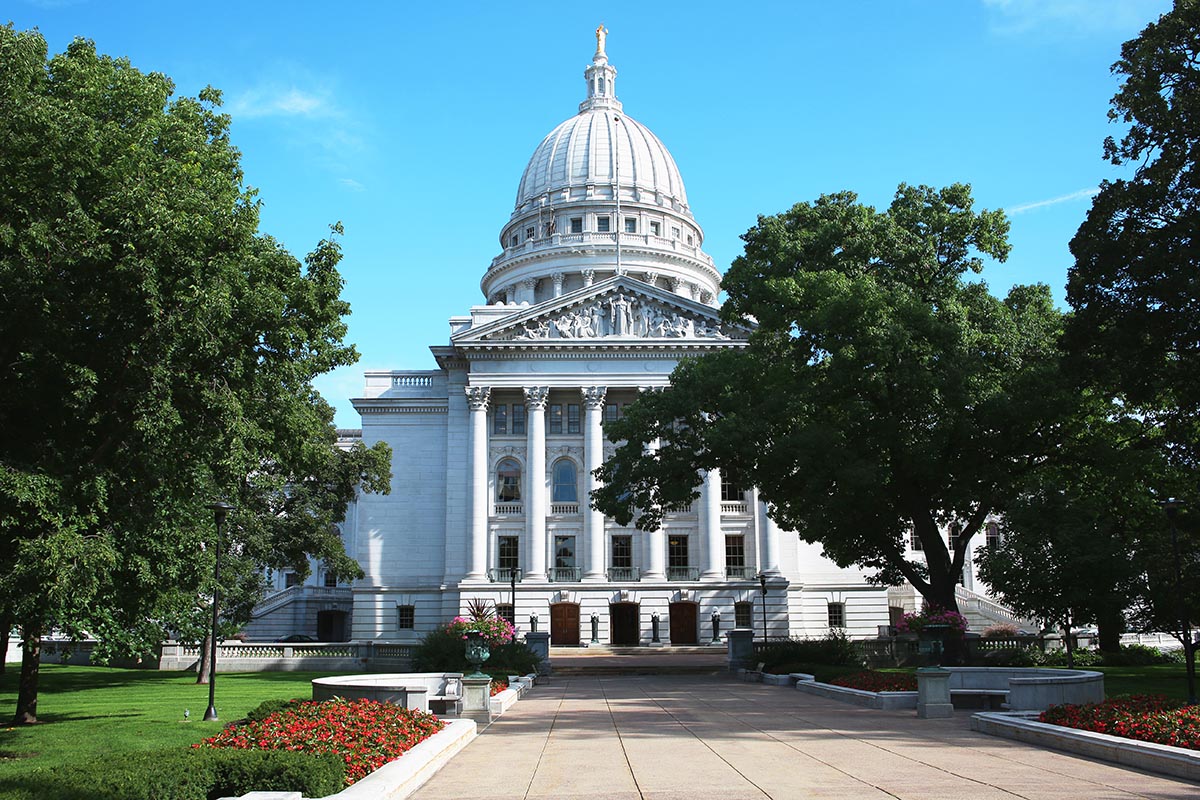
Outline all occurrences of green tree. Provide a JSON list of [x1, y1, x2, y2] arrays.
[[1067, 0, 1200, 462], [595, 185, 1065, 660], [0, 28, 389, 723]]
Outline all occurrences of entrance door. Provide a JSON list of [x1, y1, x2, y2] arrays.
[[609, 603, 639, 646], [668, 602, 698, 645], [316, 610, 347, 642], [550, 602, 580, 645]]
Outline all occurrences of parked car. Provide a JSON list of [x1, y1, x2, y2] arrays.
[[277, 634, 318, 643]]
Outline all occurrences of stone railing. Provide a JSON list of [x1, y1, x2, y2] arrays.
[[549, 566, 581, 582], [720, 501, 748, 514], [955, 585, 1036, 627], [550, 502, 580, 515], [494, 503, 523, 515], [607, 567, 640, 582], [159, 640, 414, 672], [666, 566, 700, 581], [251, 585, 351, 618], [725, 565, 750, 579], [488, 568, 522, 583], [391, 373, 436, 387]]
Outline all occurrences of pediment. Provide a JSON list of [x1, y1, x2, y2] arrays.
[[454, 276, 750, 345]]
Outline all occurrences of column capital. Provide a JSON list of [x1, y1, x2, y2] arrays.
[[524, 386, 550, 410], [465, 385, 491, 410], [582, 269, 596, 287], [520, 277, 537, 291], [581, 386, 607, 409]]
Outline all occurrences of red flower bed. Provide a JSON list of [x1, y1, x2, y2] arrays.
[[828, 670, 918, 692], [199, 697, 445, 785], [1039, 695, 1200, 751], [490, 678, 508, 697]]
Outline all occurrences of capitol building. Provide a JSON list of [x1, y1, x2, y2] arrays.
[[314, 33, 911, 648]]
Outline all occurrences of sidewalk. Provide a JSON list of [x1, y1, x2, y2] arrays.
[[411, 674, 1197, 800]]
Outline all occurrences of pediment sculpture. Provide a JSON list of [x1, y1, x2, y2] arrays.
[[494, 293, 731, 341]]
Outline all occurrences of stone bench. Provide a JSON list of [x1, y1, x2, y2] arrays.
[[921, 667, 1104, 716], [311, 673, 464, 715]]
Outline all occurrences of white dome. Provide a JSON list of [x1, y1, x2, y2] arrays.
[[515, 111, 689, 215]]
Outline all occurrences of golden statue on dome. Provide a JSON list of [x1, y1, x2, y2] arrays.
[[595, 24, 608, 56]]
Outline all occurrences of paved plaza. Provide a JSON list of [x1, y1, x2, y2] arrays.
[[412, 673, 1198, 800]]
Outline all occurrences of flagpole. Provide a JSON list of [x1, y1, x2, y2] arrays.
[[614, 114, 622, 276]]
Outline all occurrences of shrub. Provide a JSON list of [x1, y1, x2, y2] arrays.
[[829, 670, 918, 692], [1041, 695, 1200, 750], [976, 647, 1039, 667], [244, 697, 305, 723], [895, 604, 969, 635], [201, 697, 444, 786], [981, 623, 1020, 639], [35, 748, 344, 800], [759, 630, 863, 670], [412, 627, 468, 671], [1099, 643, 1174, 666], [488, 641, 541, 674]]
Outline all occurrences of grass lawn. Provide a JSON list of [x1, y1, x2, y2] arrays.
[[0, 663, 338, 800]]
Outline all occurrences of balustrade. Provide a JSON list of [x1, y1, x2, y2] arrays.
[[607, 566, 641, 582]]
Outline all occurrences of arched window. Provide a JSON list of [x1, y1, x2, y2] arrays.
[[497, 458, 521, 503], [552, 459, 578, 503]]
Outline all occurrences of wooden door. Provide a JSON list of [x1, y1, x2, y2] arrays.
[[550, 603, 580, 645], [668, 602, 698, 645], [609, 603, 639, 646]]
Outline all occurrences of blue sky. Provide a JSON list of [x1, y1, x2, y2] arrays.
[[9, 0, 1171, 428]]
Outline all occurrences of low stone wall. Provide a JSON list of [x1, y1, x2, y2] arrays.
[[790, 674, 918, 710], [972, 712, 1200, 783], [158, 641, 414, 672], [312, 673, 462, 714], [943, 667, 1104, 712]]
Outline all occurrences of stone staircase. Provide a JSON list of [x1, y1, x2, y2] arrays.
[[953, 586, 1040, 634]]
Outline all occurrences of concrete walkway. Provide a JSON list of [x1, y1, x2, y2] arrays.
[[411, 675, 1198, 800]]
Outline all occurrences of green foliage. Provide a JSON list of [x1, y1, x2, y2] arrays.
[[758, 631, 864, 670], [32, 748, 344, 800], [595, 183, 1062, 621], [244, 697, 304, 723], [0, 26, 391, 719], [411, 627, 539, 674]]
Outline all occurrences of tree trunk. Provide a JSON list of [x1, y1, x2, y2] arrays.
[[925, 579, 967, 665], [13, 622, 41, 725], [0, 611, 12, 676], [1096, 609, 1124, 653], [195, 633, 212, 685]]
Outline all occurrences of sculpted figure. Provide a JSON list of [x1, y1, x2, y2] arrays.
[[596, 25, 608, 54]]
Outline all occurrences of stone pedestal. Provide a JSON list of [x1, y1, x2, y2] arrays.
[[917, 667, 954, 718], [525, 631, 551, 675], [727, 629, 755, 672], [462, 675, 492, 715]]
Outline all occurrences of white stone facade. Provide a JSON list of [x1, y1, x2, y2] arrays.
[[346, 36, 892, 646]]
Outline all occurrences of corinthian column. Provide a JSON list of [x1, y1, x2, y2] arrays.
[[758, 491, 782, 576], [524, 387, 549, 581], [699, 469, 724, 580], [465, 386, 491, 582], [582, 386, 607, 581], [642, 437, 665, 581]]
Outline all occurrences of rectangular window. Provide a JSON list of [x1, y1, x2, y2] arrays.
[[510, 235, 519, 247], [720, 475, 742, 503], [570, 217, 583, 234], [668, 535, 689, 568], [492, 404, 507, 435], [687, 234, 694, 245], [624, 217, 637, 233], [650, 221, 661, 237], [566, 404, 580, 434], [285, 571, 300, 588], [397, 605, 415, 630], [548, 404, 563, 434], [525, 226, 535, 240], [827, 602, 846, 629], [948, 524, 962, 552], [324, 571, 337, 588], [511, 404, 526, 435], [554, 535, 576, 568], [496, 603, 515, 625], [725, 536, 745, 569], [498, 536, 520, 571], [910, 531, 923, 552], [603, 403, 620, 425], [986, 522, 1001, 549], [611, 535, 632, 568], [671, 226, 680, 239], [735, 601, 753, 629], [596, 216, 611, 233]]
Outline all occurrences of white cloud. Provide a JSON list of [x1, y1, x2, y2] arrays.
[[1006, 187, 1099, 215], [982, 0, 1169, 37], [228, 86, 335, 119], [339, 178, 366, 192]]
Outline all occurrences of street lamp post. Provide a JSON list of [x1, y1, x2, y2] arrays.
[[1163, 499, 1197, 705], [203, 500, 235, 722], [758, 573, 769, 644]]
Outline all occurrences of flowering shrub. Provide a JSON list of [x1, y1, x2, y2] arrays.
[[199, 697, 445, 785], [445, 614, 515, 647], [829, 670, 918, 692], [895, 604, 968, 635], [981, 623, 1020, 639], [490, 678, 508, 696], [1040, 695, 1200, 751]]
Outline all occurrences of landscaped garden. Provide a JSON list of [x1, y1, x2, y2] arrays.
[[1039, 694, 1200, 751]]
